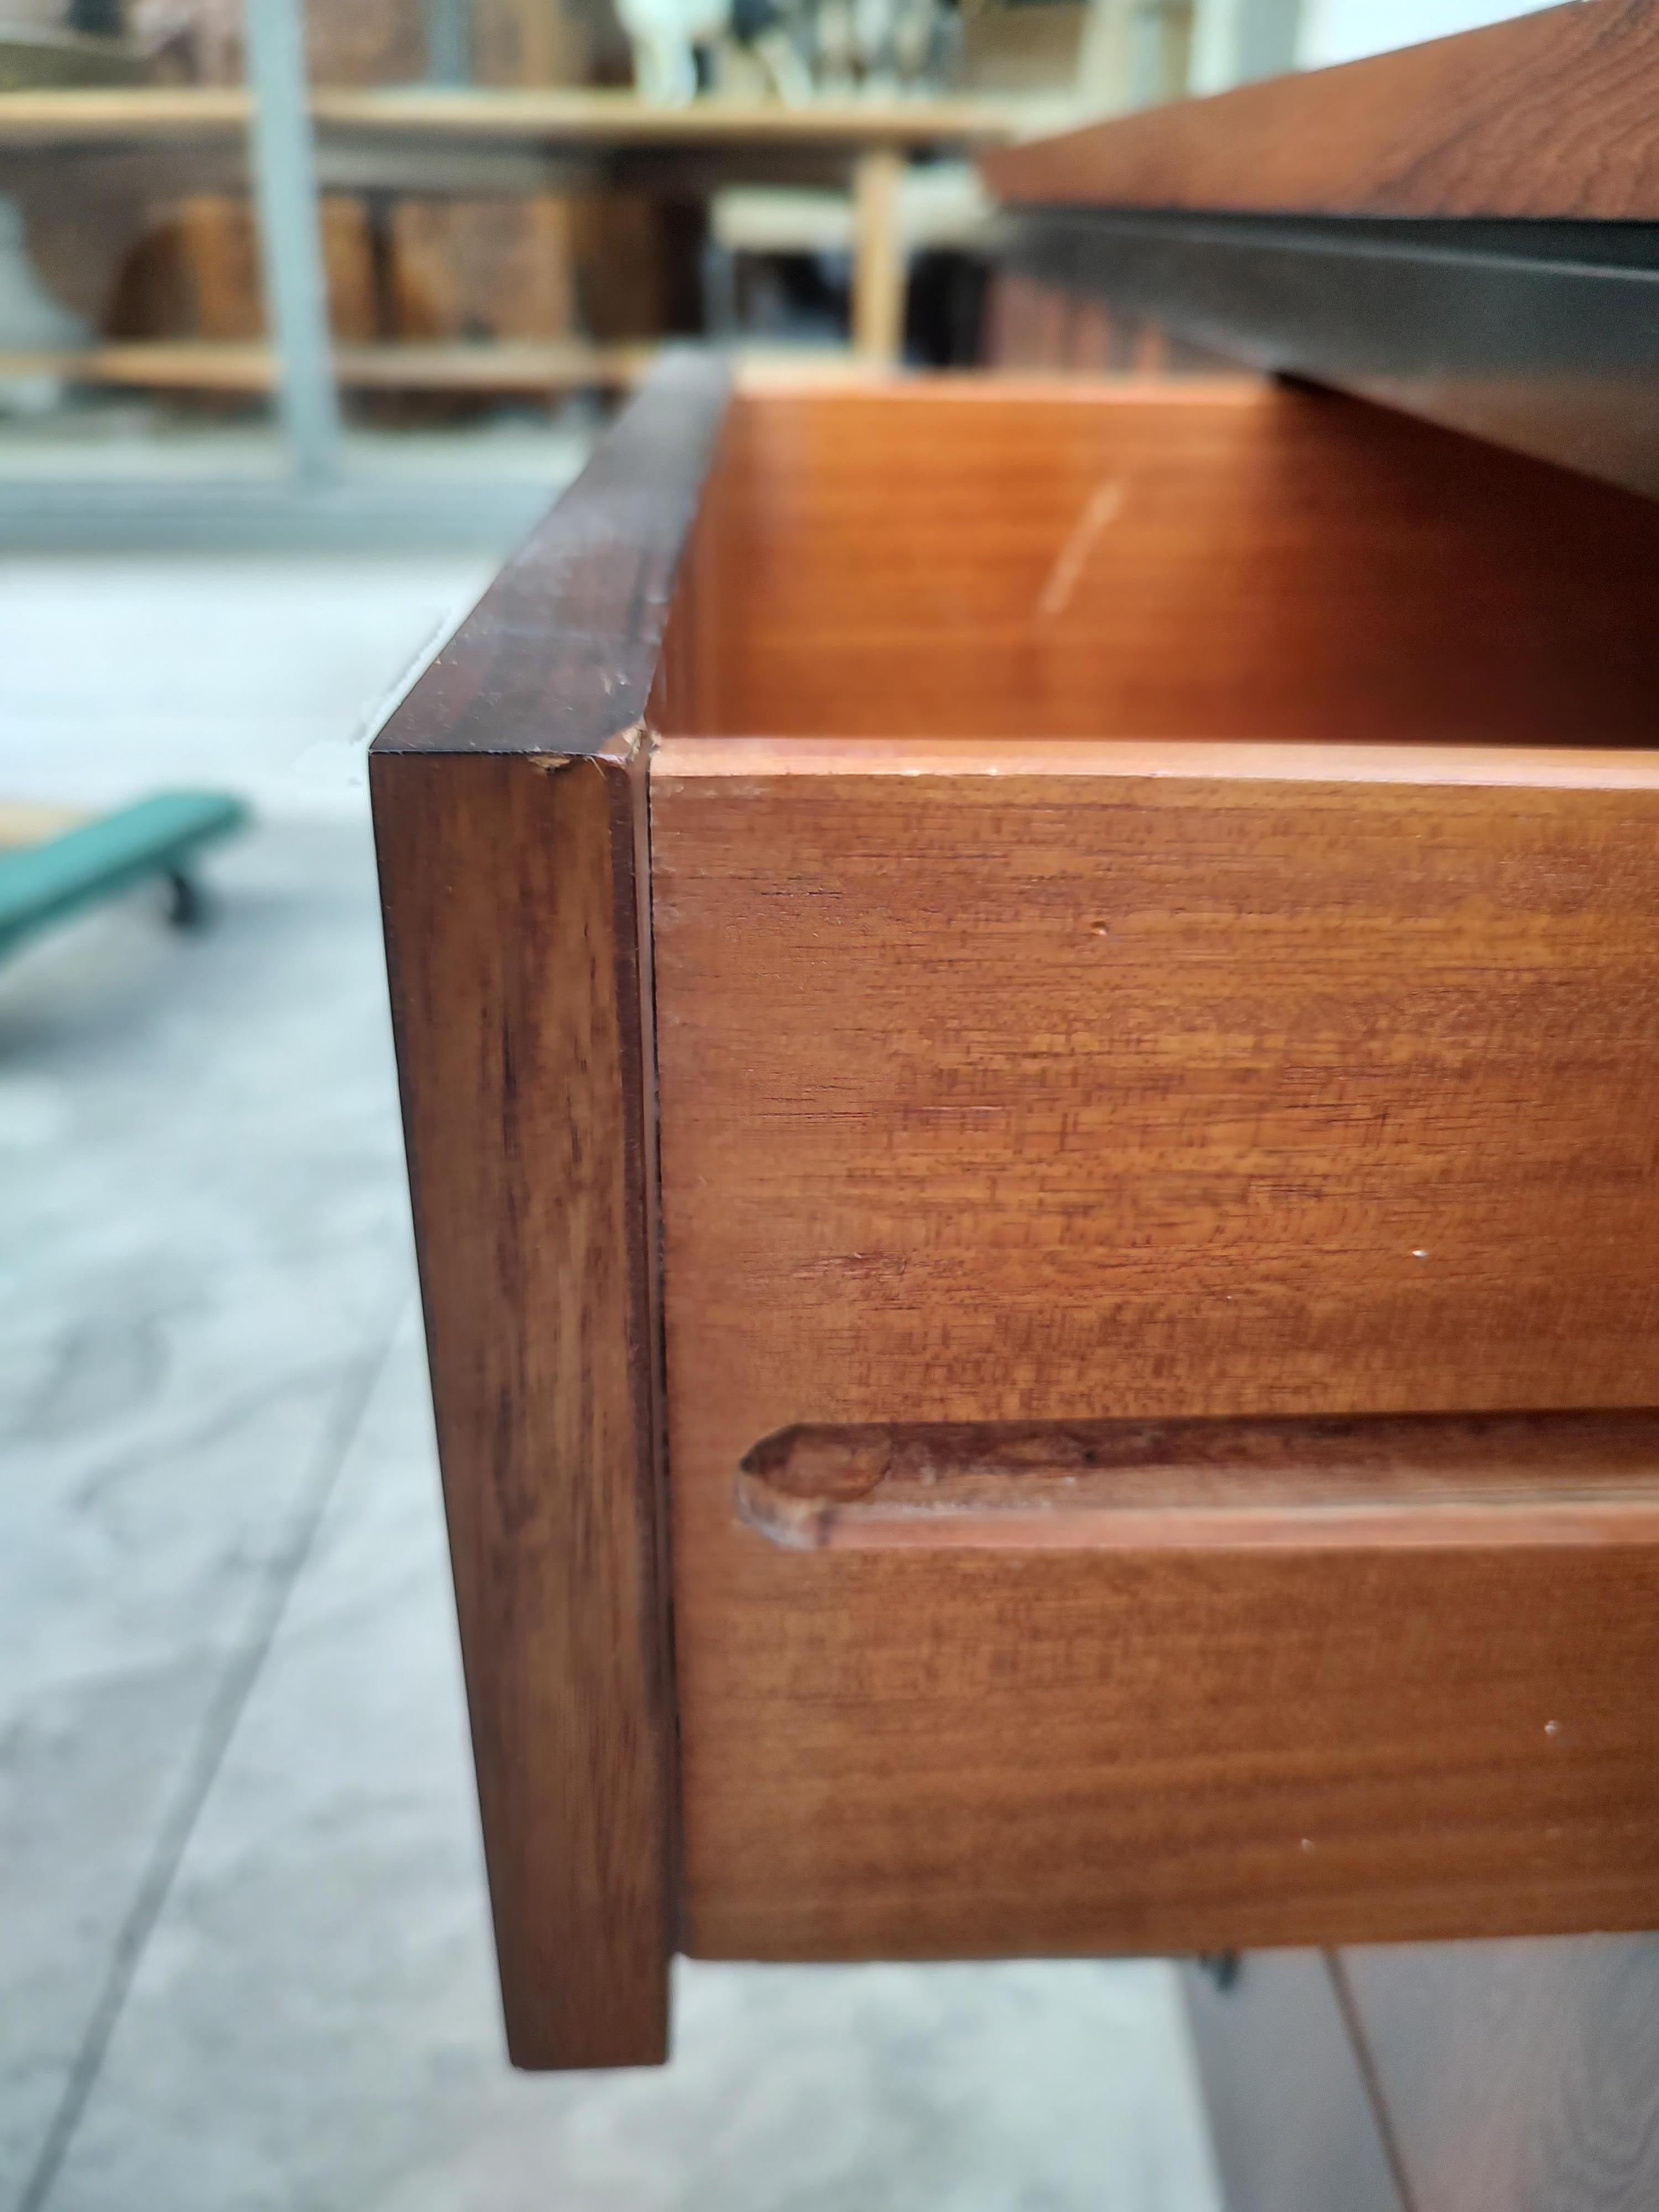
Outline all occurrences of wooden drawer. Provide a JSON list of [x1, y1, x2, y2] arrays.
[[371, 358, 1659, 2067]]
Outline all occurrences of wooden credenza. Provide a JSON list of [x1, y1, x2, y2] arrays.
[[372, 11, 1659, 2204]]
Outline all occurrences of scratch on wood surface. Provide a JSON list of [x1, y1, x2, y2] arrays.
[[1036, 479, 1125, 619], [530, 725, 643, 775]]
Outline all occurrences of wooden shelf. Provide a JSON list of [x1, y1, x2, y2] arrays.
[[0, 338, 888, 393], [0, 85, 248, 138], [0, 84, 1021, 149], [0, 340, 650, 390], [0, 85, 1010, 393], [312, 87, 1021, 147], [337, 340, 651, 389]]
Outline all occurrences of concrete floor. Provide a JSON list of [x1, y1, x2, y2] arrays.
[[0, 544, 1222, 2211]]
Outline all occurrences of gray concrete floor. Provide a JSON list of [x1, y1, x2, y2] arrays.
[[0, 546, 1223, 2211]]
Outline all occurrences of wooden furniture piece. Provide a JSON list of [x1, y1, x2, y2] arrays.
[[0, 85, 1018, 395], [367, 36, 1659, 2212], [983, 0, 1659, 496], [971, 10, 1659, 2206], [373, 346, 1659, 2103]]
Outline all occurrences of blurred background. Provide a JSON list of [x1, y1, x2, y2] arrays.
[[0, 2, 1558, 2208], [0, 0, 1566, 492]]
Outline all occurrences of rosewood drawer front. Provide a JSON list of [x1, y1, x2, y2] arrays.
[[372, 359, 1659, 2067]]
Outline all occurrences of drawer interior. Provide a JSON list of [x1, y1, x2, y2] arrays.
[[654, 379, 1659, 748]]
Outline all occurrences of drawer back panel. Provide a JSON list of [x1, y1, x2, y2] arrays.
[[660, 380, 1659, 747]]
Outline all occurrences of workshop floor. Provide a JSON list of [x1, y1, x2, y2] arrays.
[[0, 539, 1222, 2212]]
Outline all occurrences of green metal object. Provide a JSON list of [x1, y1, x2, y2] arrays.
[[0, 792, 251, 961]]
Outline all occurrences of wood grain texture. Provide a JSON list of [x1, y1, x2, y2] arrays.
[[982, 0, 1659, 220], [1342, 1934, 1659, 2212], [369, 357, 731, 2068], [689, 382, 1659, 747], [374, 745, 670, 2066], [388, 195, 579, 343], [653, 742, 1659, 1422], [738, 1410, 1659, 1554], [1181, 1954, 1405, 2212], [650, 740, 1659, 1963]]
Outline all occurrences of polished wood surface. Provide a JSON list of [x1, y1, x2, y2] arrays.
[[738, 1410, 1659, 1555], [375, 745, 669, 2069], [383, 348, 728, 758], [369, 357, 730, 2069], [983, 0, 1659, 219], [378, 371, 1659, 2064], [651, 729, 1659, 1964], [1182, 1954, 1404, 2212], [689, 381, 1659, 747], [653, 737, 1659, 1420]]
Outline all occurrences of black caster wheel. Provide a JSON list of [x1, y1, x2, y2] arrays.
[[165, 869, 207, 930]]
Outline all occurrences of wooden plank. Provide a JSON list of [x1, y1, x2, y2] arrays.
[[1340, 1934, 1659, 2212], [653, 735, 1659, 1420], [335, 338, 646, 387], [1181, 1955, 1405, 2212], [0, 87, 251, 139], [368, 353, 729, 2069], [311, 87, 1020, 147], [738, 1410, 1659, 1556], [982, 0, 1659, 220], [0, 85, 1016, 147], [650, 736, 1659, 1964], [17, 339, 889, 393], [691, 382, 1659, 747], [2, 341, 277, 389], [9, 338, 650, 390], [851, 147, 904, 366], [373, 745, 666, 2068]]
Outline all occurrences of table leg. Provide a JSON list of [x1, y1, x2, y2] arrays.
[[852, 147, 905, 366]]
